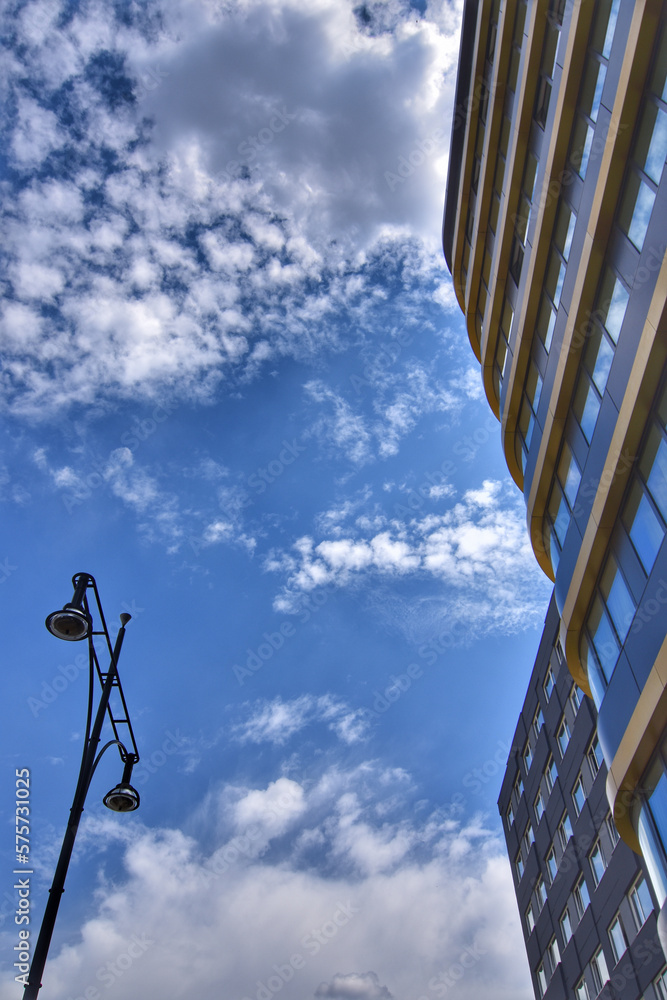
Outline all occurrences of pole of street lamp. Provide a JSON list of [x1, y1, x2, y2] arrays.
[[23, 578, 140, 1000]]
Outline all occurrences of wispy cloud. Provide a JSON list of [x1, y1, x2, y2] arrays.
[[266, 479, 551, 635], [233, 694, 371, 746]]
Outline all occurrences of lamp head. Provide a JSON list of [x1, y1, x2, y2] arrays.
[[103, 782, 140, 813], [45, 605, 91, 641]]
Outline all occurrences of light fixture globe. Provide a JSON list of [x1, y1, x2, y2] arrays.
[[45, 606, 91, 641], [103, 782, 140, 813]]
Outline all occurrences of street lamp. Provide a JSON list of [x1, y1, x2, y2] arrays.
[[23, 573, 141, 1000]]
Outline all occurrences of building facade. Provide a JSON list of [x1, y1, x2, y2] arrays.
[[499, 595, 666, 998], [443, 0, 667, 947]]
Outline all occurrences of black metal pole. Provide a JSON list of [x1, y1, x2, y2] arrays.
[[22, 623, 129, 1000]]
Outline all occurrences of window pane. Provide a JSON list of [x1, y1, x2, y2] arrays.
[[587, 328, 614, 394], [637, 104, 667, 185], [573, 779, 586, 815], [609, 915, 626, 962], [537, 294, 557, 351], [580, 59, 606, 122], [590, 842, 606, 885], [600, 556, 636, 643], [596, 270, 629, 343], [558, 443, 581, 508], [642, 425, 667, 522], [573, 373, 601, 442], [623, 480, 664, 573], [587, 594, 619, 683]]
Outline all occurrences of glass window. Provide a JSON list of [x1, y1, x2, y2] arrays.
[[526, 901, 536, 933], [544, 666, 555, 700], [573, 776, 586, 817], [558, 717, 571, 757], [588, 737, 603, 777], [558, 812, 573, 850], [534, 706, 545, 739], [629, 876, 654, 930], [575, 977, 590, 1000], [560, 906, 573, 945], [638, 766, 667, 907], [609, 914, 626, 963], [524, 742, 533, 773], [654, 968, 667, 1000], [537, 962, 548, 998], [516, 851, 525, 880], [590, 839, 606, 887], [536, 875, 547, 911], [619, 173, 656, 251], [515, 774, 524, 802], [624, 480, 664, 575], [600, 555, 636, 644], [591, 948, 609, 994], [571, 685, 583, 711], [597, 268, 629, 344], [547, 936, 560, 972], [546, 757, 558, 794], [506, 801, 514, 828], [535, 789, 545, 822], [546, 847, 558, 883], [524, 822, 535, 853], [641, 423, 667, 523], [574, 874, 591, 918], [606, 813, 619, 849]]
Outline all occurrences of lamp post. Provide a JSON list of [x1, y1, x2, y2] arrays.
[[23, 573, 141, 1000]]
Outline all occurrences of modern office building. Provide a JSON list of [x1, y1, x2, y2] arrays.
[[499, 595, 666, 998], [443, 0, 667, 956]]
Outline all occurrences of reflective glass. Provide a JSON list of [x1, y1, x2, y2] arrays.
[[573, 373, 600, 442], [623, 480, 664, 573], [558, 443, 581, 508], [637, 104, 667, 185], [561, 908, 573, 943], [600, 556, 636, 642], [642, 425, 667, 522], [627, 178, 657, 251], [589, 329, 614, 393], [597, 270, 629, 343], [587, 594, 619, 683], [537, 294, 556, 351], [638, 780, 667, 906], [590, 841, 605, 885]]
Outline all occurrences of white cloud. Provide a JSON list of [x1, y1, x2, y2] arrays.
[[233, 694, 371, 746], [267, 479, 551, 635], [0, 762, 531, 1000], [315, 971, 394, 999], [1, 0, 463, 418]]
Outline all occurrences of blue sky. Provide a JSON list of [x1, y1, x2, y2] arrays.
[[0, 1, 553, 998]]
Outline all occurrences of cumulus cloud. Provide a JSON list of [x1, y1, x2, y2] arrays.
[[0, 761, 531, 1000], [0, 0, 464, 418], [266, 479, 551, 634]]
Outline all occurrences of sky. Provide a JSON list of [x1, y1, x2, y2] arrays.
[[0, 1, 554, 998]]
